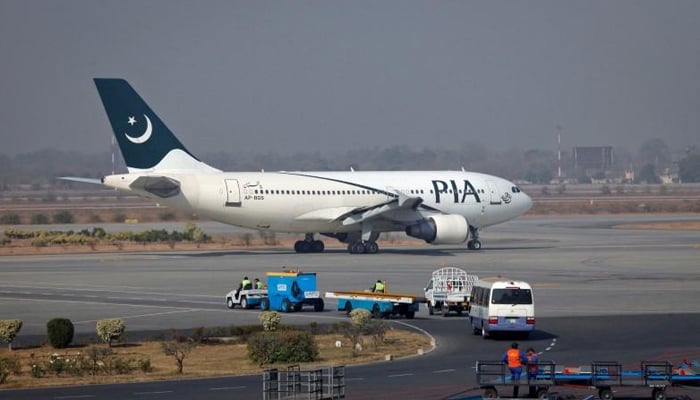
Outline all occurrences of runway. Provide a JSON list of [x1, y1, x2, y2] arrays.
[[1, 214, 699, 399]]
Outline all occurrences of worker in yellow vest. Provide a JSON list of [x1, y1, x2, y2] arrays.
[[372, 280, 385, 293]]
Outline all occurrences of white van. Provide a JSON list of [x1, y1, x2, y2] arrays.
[[468, 277, 535, 338]]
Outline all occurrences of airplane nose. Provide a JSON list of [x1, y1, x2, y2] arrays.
[[521, 191, 533, 213]]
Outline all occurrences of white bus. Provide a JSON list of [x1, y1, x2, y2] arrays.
[[468, 277, 535, 338]]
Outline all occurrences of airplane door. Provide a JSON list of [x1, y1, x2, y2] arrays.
[[486, 180, 502, 205], [225, 179, 242, 207]]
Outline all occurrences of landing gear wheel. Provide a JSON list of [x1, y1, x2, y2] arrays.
[[294, 240, 304, 253], [598, 388, 613, 400], [311, 240, 324, 253], [344, 302, 353, 316], [226, 298, 235, 309], [482, 387, 498, 399], [472, 240, 482, 250], [260, 297, 270, 311], [349, 241, 366, 254], [240, 296, 248, 309], [365, 241, 379, 254]]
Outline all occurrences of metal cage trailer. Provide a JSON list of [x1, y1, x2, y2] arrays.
[[325, 291, 420, 319], [476, 360, 700, 400], [424, 266, 478, 316]]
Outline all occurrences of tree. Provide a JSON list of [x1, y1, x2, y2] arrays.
[[639, 138, 671, 170], [637, 163, 660, 184], [0, 320, 22, 351], [678, 150, 700, 183], [161, 341, 193, 374], [96, 319, 126, 347]]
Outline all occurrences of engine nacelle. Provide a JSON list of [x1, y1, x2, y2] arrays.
[[405, 214, 469, 244]]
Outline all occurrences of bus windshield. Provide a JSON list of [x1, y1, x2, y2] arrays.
[[491, 288, 533, 305]]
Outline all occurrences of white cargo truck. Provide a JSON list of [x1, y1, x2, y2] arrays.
[[424, 267, 478, 316]]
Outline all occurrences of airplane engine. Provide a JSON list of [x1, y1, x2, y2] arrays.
[[405, 214, 469, 244]]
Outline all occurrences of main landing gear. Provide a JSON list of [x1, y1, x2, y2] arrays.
[[347, 240, 379, 254], [294, 233, 325, 253], [467, 226, 482, 250]]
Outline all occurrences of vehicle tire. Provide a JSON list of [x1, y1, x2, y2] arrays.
[[483, 387, 498, 399], [598, 388, 613, 400], [652, 388, 666, 400], [428, 303, 434, 315], [281, 299, 291, 313], [371, 304, 381, 319], [470, 318, 480, 335], [314, 299, 324, 312], [456, 306, 463, 316], [294, 240, 304, 253], [226, 297, 235, 309], [260, 297, 270, 311], [344, 302, 353, 316], [240, 296, 248, 309], [537, 389, 549, 400], [481, 325, 489, 339], [405, 311, 415, 319], [293, 303, 302, 312]]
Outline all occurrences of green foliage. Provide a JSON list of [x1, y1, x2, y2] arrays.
[[259, 311, 281, 332], [637, 163, 660, 184], [46, 318, 74, 349], [52, 210, 74, 224], [158, 211, 176, 221], [85, 345, 113, 376], [96, 319, 126, 347], [0, 319, 23, 350], [161, 341, 193, 374], [247, 330, 318, 366], [111, 212, 126, 223], [0, 213, 21, 225], [30, 214, 49, 224], [0, 354, 21, 384], [678, 151, 700, 182], [349, 308, 371, 326], [364, 319, 390, 349], [183, 223, 210, 242]]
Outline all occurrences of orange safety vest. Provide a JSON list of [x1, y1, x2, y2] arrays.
[[507, 349, 522, 368]]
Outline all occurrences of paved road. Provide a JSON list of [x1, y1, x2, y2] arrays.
[[1, 214, 699, 399]]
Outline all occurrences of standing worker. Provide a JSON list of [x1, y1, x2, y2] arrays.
[[255, 278, 263, 290], [372, 279, 385, 293], [501, 342, 527, 397], [526, 347, 539, 397]]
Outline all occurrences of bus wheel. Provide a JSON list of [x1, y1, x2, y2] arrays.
[[483, 387, 497, 399], [598, 388, 613, 400]]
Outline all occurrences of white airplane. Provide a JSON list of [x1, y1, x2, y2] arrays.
[[67, 79, 532, 254]]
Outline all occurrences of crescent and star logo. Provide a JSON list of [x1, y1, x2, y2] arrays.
[[124, 114, 153, 144]]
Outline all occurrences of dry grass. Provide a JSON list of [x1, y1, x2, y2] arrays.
[[0, 329, 431, 389]]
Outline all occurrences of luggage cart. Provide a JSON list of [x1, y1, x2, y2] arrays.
[[476, 360, 555, 399]]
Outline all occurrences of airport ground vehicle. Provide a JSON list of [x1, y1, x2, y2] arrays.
[[225, 287, 268, 309], [476, 359, 700, 400], [262, 271, 324, 312], [468, 277, 535, 338], [424, 267, 478, 316], [325, 290, 420, 319]]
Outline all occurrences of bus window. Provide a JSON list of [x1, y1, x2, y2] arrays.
[[491, 288, 532, 305]]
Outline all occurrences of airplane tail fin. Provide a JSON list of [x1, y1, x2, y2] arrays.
[[94, 78, 219, 173]]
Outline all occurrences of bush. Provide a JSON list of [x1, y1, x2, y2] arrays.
[[0, 214, 21, 225], [85, 345, 112, 376], [0, 354, 21, 384], [158, 211, 176, 221], [46, 318, 74, 349], [96, 319, 126, 347], [0, 319, 22, 350], [52, 211, 74, 224], [247, 330, 318, 366], [259, 311, 281, 332], [30, 214, 49, 224], [161, 341, 193, 374], [112, 212, 126, 223]]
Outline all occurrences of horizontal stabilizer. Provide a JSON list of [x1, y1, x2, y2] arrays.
[[58, 177, 103, 185]]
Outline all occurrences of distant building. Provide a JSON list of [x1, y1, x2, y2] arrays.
[[573, 146, 614, 181]]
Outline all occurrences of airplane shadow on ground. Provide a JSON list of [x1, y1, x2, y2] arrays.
[[173, 245, 556, 258]]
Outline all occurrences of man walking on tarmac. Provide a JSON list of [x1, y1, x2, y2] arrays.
[[501, 342, 527, 397]]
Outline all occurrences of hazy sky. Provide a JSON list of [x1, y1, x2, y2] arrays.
[[1, 0, 699, 158]]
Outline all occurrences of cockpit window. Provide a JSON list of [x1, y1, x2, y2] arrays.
[[511, 186, 521, 193]]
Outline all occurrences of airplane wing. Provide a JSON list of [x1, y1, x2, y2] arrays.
[[293, 190, 425, 226], [58, 177, 103, 185]]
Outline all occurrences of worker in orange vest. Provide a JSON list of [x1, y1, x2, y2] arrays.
[[501, 342, 527, 397]]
